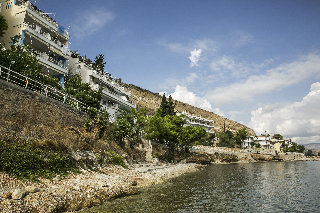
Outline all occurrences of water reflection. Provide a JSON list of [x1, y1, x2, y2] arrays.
[[83, 161, 320, 213]]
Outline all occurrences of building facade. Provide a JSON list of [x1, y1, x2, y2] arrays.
[[68, 55, 136, 120], [1, 0, 136, 119], [0, 0, 70, 85], [242, 135, 271, 149], [178, 111, 215, 133]]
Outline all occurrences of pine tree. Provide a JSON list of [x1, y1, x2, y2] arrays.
[[93, 54, 106, 74], [158, 94, 175, 117]]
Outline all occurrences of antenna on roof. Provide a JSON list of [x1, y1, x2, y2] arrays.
[[39, 12, 56, 15]]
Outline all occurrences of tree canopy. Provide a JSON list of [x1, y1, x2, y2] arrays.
[[158, 94, 175, 117], [64, 74, 102, 109], [111, 108, 148, 147], [92, 54, 106, 74], [0, 39, 61, 88], [234, 128, 248, 147], [272, 134, 284, 140]]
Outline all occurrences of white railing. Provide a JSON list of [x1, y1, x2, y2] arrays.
[[25, 1, 69, 39], [0, 65, 88, 112], [25, 26, 70, 56], [91, 70, 131, 96]]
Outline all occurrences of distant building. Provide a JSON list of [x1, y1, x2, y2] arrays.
[[242, 135, 271, 149], [178, 111, 215, 133], [0, 0, 70, 85], [68, 55, 136, 120]]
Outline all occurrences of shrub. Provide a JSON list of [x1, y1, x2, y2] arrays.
[[97, 151, 127, 169], [0, 141, 78, 181]]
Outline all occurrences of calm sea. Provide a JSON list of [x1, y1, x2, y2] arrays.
[[83, 161, 320, 212]]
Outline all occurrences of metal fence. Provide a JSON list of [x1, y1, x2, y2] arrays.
[[0, 65, 88, 112]]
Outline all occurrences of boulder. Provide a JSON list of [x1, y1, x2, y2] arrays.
[[12, 189, 28, 200], [186, 154, 212, 165], [25, 186, 40, 193]]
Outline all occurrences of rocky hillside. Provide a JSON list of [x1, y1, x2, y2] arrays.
[[124, 84, 255, 135]]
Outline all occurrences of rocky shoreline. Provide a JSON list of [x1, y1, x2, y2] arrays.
[[0, 162, 202, 213], [192, 146, 313, 163], [1, 146, 319, 213]]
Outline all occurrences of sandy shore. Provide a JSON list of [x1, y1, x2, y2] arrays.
[[0, 163, 202, 213]]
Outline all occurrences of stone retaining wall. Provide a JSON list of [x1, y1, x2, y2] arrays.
[[0, 79, 88, 145]]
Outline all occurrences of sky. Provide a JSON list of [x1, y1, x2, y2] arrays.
[[29, 0, 320, 144]]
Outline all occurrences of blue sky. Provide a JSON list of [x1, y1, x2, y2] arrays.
[[30, 0, 320, 144]]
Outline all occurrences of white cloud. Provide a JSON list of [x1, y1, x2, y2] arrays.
[[71, 8, 114, 39], [249, 82, 320, 144], [161, 38, 216, 54], [188, 48, 202, 67], [210, 56, 249, 79], [171, 85, 212, 110], [207, 54, 320, 106], [158, 91, 167, 96], [233, 31, 254, 47], [159, 41, 189, 54], [168, 85, 224, 116], [160, 72, 199, 91]]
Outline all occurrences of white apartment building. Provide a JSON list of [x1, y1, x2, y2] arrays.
[[1, 0, 136, 118], [68, 55, 136, 120], [242, 135, 271, 149], [0, 0, 70, 85], [178, 111, 215, 133]]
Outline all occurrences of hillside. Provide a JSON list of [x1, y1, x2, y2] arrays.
[[304, 143, 320, 152], [124, 84, 255, 135]]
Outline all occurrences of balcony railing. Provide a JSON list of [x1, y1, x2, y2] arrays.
[[37, 54, 68, 75], [102, 89, 136, 108], [24, 1, 69, 39], [91, 70, 130, 96], [25, 26, 70, 56], [0, 64, 88, 112]]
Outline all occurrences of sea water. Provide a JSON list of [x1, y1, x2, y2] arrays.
[[83, 161, 320, 212]]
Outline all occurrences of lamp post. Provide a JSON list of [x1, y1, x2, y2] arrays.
[[9, 60, 15, 70], [7, 61, 15, 82]]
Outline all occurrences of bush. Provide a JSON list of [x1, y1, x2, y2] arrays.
[[97, 151, 127, 168], [0, 141, 78, 181]]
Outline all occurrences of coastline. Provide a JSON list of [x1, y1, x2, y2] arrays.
[[1, 147, 319, 213], [0, 162, 202, 213]]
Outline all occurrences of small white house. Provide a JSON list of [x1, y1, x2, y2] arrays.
[[242, 135, 271, 149]]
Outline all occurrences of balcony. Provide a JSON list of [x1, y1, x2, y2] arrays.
[[102, 89, 136, 109], [37, 53, 68, 75], [24, 1, 69, 39], [25, 26, 70, 56], [91, 70, 130, 96]]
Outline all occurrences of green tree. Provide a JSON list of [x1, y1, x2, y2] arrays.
[[0, 39, 61, 88], [285, 142, 305, 153], [0, 14, 8, 38], [273, 134, 284, 140], [64, 74, 102, 109], [84, 107, 110, 138], [234, 128, 248, 147], [111, 108, 148, 148], [158, 94, 175, 117], [178, 126, 206, 151], [92, 54, 106, 74], [145, 113, 186, 161], [217, 132, 235, 148], [305, 149, 313, 157]]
